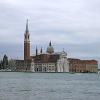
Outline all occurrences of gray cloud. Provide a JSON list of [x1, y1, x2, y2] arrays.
[[0, 0, 100, 67]]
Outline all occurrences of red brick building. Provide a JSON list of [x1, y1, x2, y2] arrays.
[[68, 58, 98, 73]]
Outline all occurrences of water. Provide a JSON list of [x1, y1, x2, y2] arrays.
[[0, 72, 100, 100]]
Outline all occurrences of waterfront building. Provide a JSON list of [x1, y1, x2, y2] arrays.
[[68, 58, 98, 73], [31, 44, 69, 72], [15, 60, 32, 72], [15, 20, 69, 72], [15, 20, 31, 72], [14, 20, 98, 73], [57, 50, 69, 72]]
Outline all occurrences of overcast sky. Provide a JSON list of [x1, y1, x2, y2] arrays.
[[0, 0, 100, 67]]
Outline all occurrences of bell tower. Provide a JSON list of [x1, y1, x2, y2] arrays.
[[24, 19, 30, 60]]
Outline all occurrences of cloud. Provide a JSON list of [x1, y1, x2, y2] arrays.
[[0, 0, 100, 67]]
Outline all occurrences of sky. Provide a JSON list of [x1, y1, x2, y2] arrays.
[[0, 0, 100, 67]]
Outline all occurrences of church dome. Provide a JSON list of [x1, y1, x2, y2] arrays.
[[47, 41, 54, 54]]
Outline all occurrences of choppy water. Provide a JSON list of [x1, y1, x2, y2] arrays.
[[0, 72, 100, 100]]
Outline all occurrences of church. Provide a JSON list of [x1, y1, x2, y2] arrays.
[[15, 20, 69, 72], [15, 20, 98, 73]]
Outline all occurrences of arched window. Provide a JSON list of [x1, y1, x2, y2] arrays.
[[25, 35, 26, 39], [37, 68, 38, 71]]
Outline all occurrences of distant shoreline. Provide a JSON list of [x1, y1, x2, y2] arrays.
[[0, 71, 98, 74]]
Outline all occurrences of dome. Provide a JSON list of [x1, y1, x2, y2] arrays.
[[47, 46, 54, 54], [46, 41, 54, 54]]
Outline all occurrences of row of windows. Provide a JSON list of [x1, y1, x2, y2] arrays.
[[35, 65, 55, 68], [35, 68, 55, 72], [25, 35, 29, 39], [35, 64, 55, 66]]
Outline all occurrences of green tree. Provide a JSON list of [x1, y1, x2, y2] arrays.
[[2, 54, 8, 69]]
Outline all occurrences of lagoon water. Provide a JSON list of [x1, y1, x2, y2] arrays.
[[0, 72, 100, 100]]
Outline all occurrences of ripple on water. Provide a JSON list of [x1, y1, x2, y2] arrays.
[[0, 72, 100, 100]]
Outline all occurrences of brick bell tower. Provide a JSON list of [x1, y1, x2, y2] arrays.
[[24, 19, 30, 60]]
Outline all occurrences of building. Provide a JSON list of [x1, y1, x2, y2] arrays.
[[15, 20, 69, 72], [30, 42, 69, 72], [14, 20, 98, 73], [57, 51, 69, 72], [15, 20, 32, 72], [24, 19, 30, 60], [68, 58, 98, 73]]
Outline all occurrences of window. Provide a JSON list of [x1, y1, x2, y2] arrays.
[[44, 67, 46, 71], [37, 68, 38, 71], [25, 35, 26, 39]]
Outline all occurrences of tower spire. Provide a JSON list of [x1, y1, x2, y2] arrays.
[[24, 19, 30, 60], [36, 46, 38, 56], [25, 19, 29, 33], [49, 41, 51, 46]]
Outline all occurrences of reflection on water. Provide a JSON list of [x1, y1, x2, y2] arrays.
[[0, 72, 100, 100]]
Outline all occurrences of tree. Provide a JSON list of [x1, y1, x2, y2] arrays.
[[2, 54, 8, 69], [8, 59, 16, 71], [0, 60, 3, 69]]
